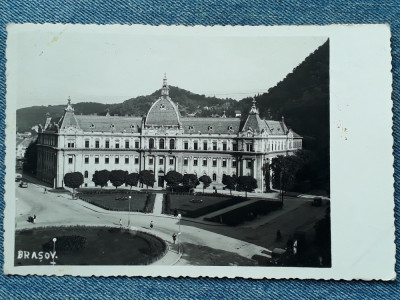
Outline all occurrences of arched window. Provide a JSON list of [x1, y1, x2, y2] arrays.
[[159, 139, 165, 149], [212, 173, 217, 181], [149, 138, 155, 149], [84, 171, 88, 178], [169, 139, 175, 150]]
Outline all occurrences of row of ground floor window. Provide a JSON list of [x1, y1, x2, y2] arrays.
[[68, 155, 251, 168]]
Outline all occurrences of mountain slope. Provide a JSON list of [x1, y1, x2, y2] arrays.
[[16, 87, 237, 132], [246, 40, 330, 193]]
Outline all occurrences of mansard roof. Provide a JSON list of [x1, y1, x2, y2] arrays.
[[59, 111, 80, 130], [264, 120, 288, 135], [145, 74, 181, 127], [181, 117, 241, 134], [74, 115, 142, 133], [145, 97, 181, 127], [242, 113, 267, 133]]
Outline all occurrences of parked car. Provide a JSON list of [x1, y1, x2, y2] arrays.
[[15, 174, 22, 182], [19, 181, 28, 188]]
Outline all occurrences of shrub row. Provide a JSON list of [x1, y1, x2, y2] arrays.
[[143, 193, 155, 213], [206, 200, 283, 226], [76, 188, 146, 195], [163, 194, 171, 215], [183, 196, 246, 218], [164, 194, 246, 218]]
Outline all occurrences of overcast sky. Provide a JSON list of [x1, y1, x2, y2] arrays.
[[8, 25, 327, 109]]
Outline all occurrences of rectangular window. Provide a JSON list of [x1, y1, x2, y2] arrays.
[[67, 142, 74, 148], [203, 142, 208, 150], [222, 159, 227, 167], [105, 141, 110, 148], [247, 160, 252, 168], [169, 158, 174, 165], [212, 173, 217, 181], [95, 156, 99, 164], [212, 159, 217, 167], [194, 142, 198, 150], [68, 156, 73, 164], [183, 158, 188, 166], [125, 156, 129, 164], [84, 171, 89, 178], [85, 140, 90, 148], [223, 143, 227, 151], [84, 156, 89, 164], [193, 158, 198, 166], [184, 142, 189, 150], [232, 159, 237, 168], [135, 157, 139, 164], [105, 156, 109, 164], [159, 158, 164, 165], [125, 141, 129, 148], [203, 158, 207, 166], [233, 143, 238, 151], [149, 158, 153, 165], [95, 140, 100, 148], [213, 142, 217, 151], [115, 142, 120, 149], [115, 156, 119, 164], [135, 141, 140, 148], [246, 144, 253, 152]]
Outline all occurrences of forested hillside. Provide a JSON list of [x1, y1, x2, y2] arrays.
[[16, 88, 236, 132], [248, 40, 330, 194]]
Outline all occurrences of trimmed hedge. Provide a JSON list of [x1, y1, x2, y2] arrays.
[[164, 194, 246, 218], [206, 200, 283, 226]]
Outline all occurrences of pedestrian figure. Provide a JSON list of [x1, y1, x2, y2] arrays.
[[276, 229, 282, 241], [172, 233, 177, 244], [119, 219, 122, 227], [44, 188, 47, 194], [150, 221, 153, 229], [33, 215, 36, 224]]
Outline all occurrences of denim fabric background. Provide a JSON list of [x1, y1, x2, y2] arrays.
[[0, 1, 399, 299]]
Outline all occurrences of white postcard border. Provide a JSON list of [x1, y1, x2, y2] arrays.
[[3, 24, 396, 280]]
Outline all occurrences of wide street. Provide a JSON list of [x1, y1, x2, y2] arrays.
[[15, 180, 276, 265]]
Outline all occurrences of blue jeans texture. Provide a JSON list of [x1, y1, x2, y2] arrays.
[[0, 1, 399, 299]]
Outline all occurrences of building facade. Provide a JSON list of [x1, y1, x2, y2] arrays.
[[36, 76, 302, 191]]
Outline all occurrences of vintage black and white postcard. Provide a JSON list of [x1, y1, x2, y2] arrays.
[[3, 24, 395, 279]]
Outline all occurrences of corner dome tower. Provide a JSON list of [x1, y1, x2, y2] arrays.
[[145, 74, 181, 127]]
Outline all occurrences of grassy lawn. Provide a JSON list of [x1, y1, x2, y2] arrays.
[[167, 194, 246, 218], [181, 198, 331, 267], [15, 226, 166, 266], [79, 192, 155, 212]]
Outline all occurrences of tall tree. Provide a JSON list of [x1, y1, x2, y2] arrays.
[[92, 169, 110, 189], [109, 170, 128, 189], [164, 170, 183, 192], [64, 172, 84, 198], [222, 174, 237, 195], [199, 175, 212, 193], [262, 162, 272, 193], [23, 140, 37, 175], [237, 176, 257, 198], [139, 170, 155, 191], [270, 152, 306, 202], [182, 173, 200, 189], [126, 172, 139, 189]]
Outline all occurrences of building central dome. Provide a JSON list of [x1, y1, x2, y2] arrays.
[[145, 75, 181, 127]]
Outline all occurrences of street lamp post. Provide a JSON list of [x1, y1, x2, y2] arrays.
[[128, 196, 131, 228], [177, 213, 182, 252], [178, 213, 181, 233], [50, 237, 57, 265]]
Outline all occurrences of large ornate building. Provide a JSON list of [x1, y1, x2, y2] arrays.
[[36, 76, 302, 191]]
